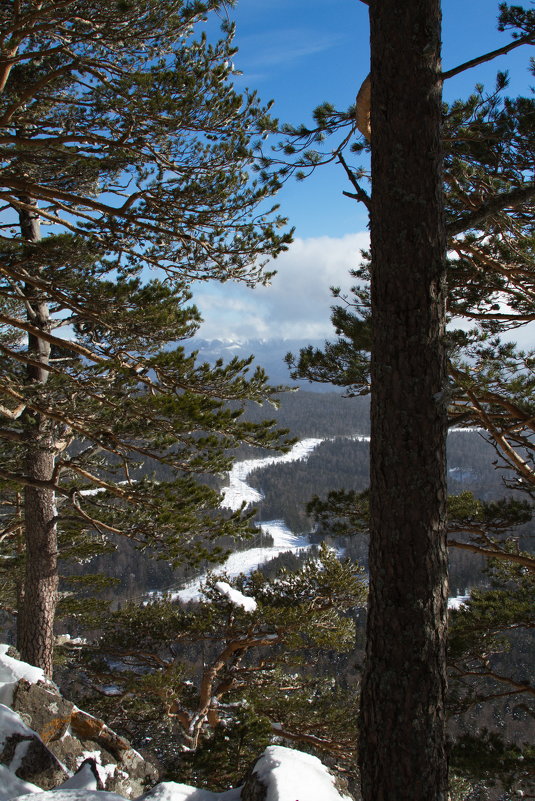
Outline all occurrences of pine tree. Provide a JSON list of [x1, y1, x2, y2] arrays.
[[285, 44, 535, 573], [0, 0, 292, 675], [275, 2, 533, 798], [59, 544, 366, 787], [357, 3, 449, 799]]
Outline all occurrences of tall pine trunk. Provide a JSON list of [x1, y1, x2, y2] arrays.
[[17, 198, 58, 677], [358, 2, 449, 800]]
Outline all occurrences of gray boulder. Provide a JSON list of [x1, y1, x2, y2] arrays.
[[11, 678, 74, 744]]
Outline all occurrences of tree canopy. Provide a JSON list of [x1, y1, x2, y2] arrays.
[[0, 0, 292, 674]]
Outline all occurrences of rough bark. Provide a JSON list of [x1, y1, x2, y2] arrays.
[[358, 2, 449, 801], [16, 197, 58, 677]]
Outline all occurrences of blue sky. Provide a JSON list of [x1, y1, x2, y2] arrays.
[[193, 0, 534, 343]]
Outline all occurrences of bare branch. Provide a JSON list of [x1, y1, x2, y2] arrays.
[[69, 497, 125, 536], [0, 401, 26, 420], [338, 152, 371, 210], [0, 466, 64, 494], [0, 428, 23, 442], [451, 664, 535, 697], [269, 725, 351, 756], [67, 465, 136, 502], [442, 33, 535, 81], [465, 389, 535, 486]]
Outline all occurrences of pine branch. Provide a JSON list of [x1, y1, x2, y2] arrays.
[[442, 33, 535, 81], [448, 183, 535, 237], [0, 264, 116, 331], [3, 178, 196, 244], [0, 310, 164, 396], [447, 539, 535, 572], [450, 366, 535, 434], [1, 61, 80, 125], [464, 388, 534, 486]]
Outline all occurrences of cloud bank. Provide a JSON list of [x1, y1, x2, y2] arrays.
[[193, 232, 370, 342]]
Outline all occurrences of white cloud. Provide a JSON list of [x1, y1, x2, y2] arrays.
[[238, 28, 343, 69], [193, 232, 534, 351], [192, 232, 369, 341]]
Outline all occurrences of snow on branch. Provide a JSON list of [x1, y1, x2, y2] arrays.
[[214, 581, 257, 612]]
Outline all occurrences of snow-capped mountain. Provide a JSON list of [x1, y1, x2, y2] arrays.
[[187, 337, 329, 388]]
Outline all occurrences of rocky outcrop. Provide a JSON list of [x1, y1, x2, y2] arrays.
[[0, 703, 67, 790], [11, 679, 74, 744], [4, 677, 158, 798], [0, 648, 355, 801]]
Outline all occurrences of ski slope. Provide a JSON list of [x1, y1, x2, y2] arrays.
[[175, 520, 311, 602], [221, 438, 325, 511]]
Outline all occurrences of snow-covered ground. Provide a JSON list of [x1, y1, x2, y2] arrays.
[[91, 426, 477, 605], [7, 744, 353, 801], [170, 521, 311, 603], [0, 644, 47, 707], [221, 437, 325, 512], [253, 746, 352, 801], [152, 438, 335, 603], [151, 430, 483, 605]]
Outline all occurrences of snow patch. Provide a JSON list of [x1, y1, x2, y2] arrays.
[[14, 792, 126, 801], [58, 763, 100, 792], [9, 738, 32, 774], [448, 594, 470, 610], [253, 745, 352, 801], [221, 438, 325, 512], [0, 645, 48, 707], [214, 581, 257, 612], [173, 520, 311, 603], [139, 781, 241, 801], [77, 750, 117, 783], [0, 764, 41, 801]]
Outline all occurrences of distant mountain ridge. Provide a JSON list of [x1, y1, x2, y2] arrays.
[[188, 337, 329, 389]]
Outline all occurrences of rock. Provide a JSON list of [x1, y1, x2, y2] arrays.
[[0, 704, 68, 790], [241, 762, 268, 801], [7, 677, 159, 798], [12, 680, 74, 744], [114, 748, 158, 798], [0, 732, 68, 789], [70, 710, 131, 759]]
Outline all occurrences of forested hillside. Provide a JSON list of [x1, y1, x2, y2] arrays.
[[41, 392, 529, 616]]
